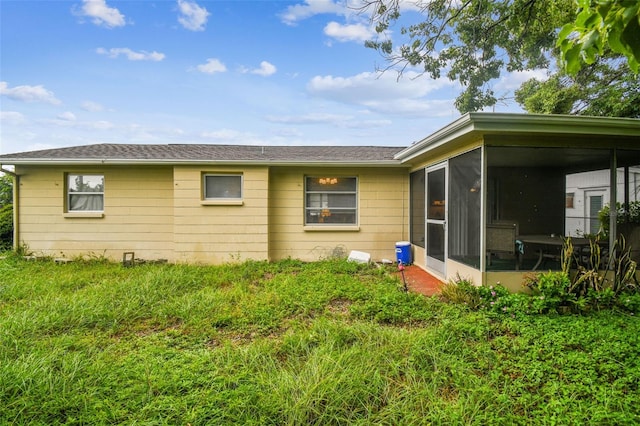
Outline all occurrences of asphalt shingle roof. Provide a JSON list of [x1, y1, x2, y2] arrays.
[[0, 143, 404, 164]]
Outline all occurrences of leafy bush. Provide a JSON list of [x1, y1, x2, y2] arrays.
[[599, 201, 640, 236], [441, 277, 530, 316], [0, 173, 12, 207], [567, 236, 638, 309], [617, 293, 640, 313], [445, 258, 639, 315], [440, 275, 480, 309], [524, 271, 575, 313], [0, 204, 12, 251]]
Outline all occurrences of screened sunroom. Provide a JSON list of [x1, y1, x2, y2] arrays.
[[397, 113, 640, 290]]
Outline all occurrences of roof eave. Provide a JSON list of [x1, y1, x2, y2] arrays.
[[394, 113, 475, 161], [1, 159, 407, 168], [394, 113, 640, 163]]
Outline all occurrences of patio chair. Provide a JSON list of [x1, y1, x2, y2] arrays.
[[486, 220, 520, 270]]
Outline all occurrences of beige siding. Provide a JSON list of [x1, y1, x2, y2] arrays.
[[16, 163, 408, 265], [173, 166, 269, 263], [16, 165, 174, 260], [268, 167, 409, 262], [408, 140, 483, 172]]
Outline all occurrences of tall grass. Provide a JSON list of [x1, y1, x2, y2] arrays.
[[1, 256, 639, 424]]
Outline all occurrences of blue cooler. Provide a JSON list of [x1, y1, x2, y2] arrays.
[[395, 241, 412, 265]]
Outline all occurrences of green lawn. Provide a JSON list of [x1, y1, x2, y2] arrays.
[[1, 256, 639, 425]]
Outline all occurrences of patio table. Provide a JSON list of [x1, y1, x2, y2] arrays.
[[517, 235, 591, 270]]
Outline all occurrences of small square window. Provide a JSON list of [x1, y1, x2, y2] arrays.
[[67, 174, 104, 212], [566, 192, 575, 208], [203, 174, 243, 200]]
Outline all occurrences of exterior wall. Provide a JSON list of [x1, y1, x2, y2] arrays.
[[268, 167, 409, 262], [446, 258, 482, 286], [484, 271, 525, 292], [173, 165, 269, 263], [15, 165, 174, 261], [407, 141, 483, 279], [412, 245, 426, 270], [15, 164, 407, 265], [565, 168, 640, 237]]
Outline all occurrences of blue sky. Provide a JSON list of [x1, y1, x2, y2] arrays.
[[0, 0, 544, 155]]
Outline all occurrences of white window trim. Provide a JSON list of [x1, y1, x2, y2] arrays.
[[66, 173, 105, 214], [63, 212, 105, 218], [202, 173, 244, 205], [304, 176, 358, 227]]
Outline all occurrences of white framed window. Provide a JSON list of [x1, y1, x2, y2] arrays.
[[305, 176, 357, 225], [203, 174, 243, 200], [67, 174, 104, 212]]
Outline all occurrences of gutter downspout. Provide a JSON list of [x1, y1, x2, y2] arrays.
[[1, 167, 18, 251]]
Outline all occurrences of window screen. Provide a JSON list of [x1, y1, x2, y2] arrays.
[[67, 174, 104, 211], [204, 174, 243, 199], [305, 177, 357, 225]]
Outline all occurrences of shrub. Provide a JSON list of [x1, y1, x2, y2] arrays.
[[599, 201, 640, 236], [441, 277, 529, 316], [477, 283, 515, 313], [617, 293, 640, 313], [440, 275, 480, 309], [0, 203, 12, 251], [524, 271, 575, 313]]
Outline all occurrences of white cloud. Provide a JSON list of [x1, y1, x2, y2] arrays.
[[76, 0, 126, 28], [0, 81, 62, 105], [195, 58, 227, 74], [177, 0, 210, 31], [494, 69, 549, 92], [42, 117, 114, 130], [57, 111, 77, 121], [200, 128, 260, 143], [279, 0, 347, 26], [96, 47, 165, 61], [361, 98, 455, 117], [242, 61, 277, 76], [81, 101, 104, 112], [266, 112, 348, 125], [89, 120, 114, 130], [308, 71, 450, 103], [0, 111, 27, 125], [123, 124, 185, 142], [324, 21, 374, 42], [265, 112, 391, 129], [306, 71, 457, 117]]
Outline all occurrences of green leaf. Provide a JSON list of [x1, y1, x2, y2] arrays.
[[596, 2, 613, 20], [620, 3, 639, 24], [575, 8, 595, 27], [564, 45, 583, 75], [621, 15, 640, 63], [557, 23, 575, 45], [608, 27, 626, 54]]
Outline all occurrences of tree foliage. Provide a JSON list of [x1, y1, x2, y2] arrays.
[[557, 0, 640, 74], [0, 174, 13, 250], [364, 0, 575, 113], [0, 204, 13, 250], [0, 173, 12, 207], [363, 0, 638, 116], [515, 55, 640, 117]]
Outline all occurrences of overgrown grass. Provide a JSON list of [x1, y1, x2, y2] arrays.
[[1, 256, 639, 424]]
